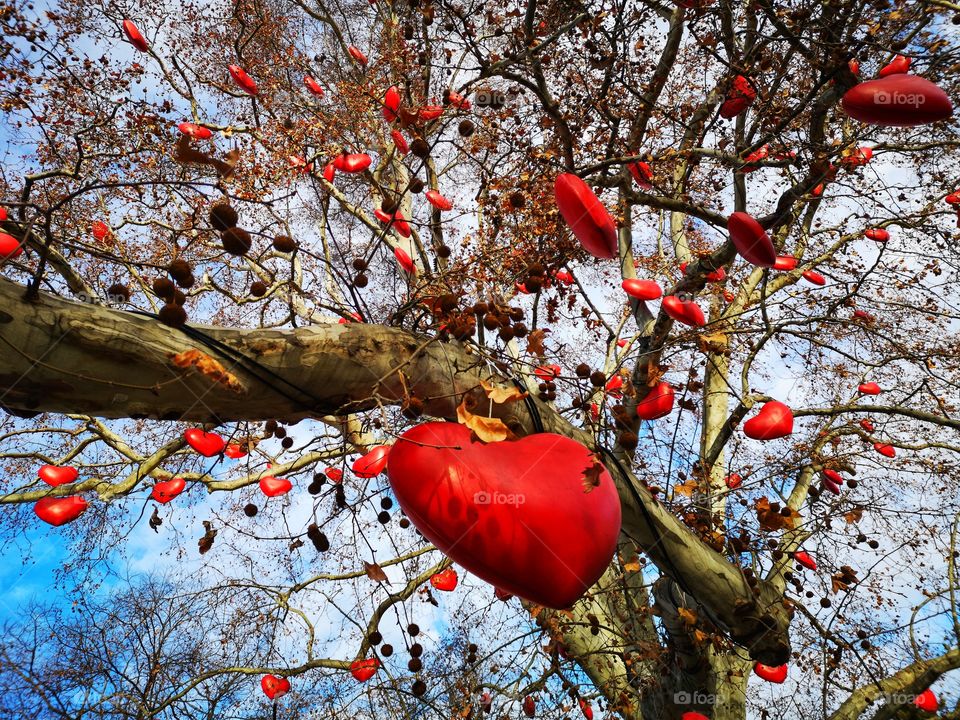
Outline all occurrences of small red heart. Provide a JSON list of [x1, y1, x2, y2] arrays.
[[794, 551, 817, 571], [878, 54, 910, 78], [753, 662, 788, 683], [605, 375, 623, 395], [430, 567, 458, 591], [425, 190, 452, 211], [859, 419, 875, 432], [122, 19, 149, 52], [325, 468, 343, 483], [0, 232, 23, 260], [260, 476, 292, 497], [37, 465, 78, 487], [260, 674, 290, 700], [681, 713, 710, 720], [323, 162, 335, 182], [418, 105, 444, 121], [622, 279, 662, 301], [636, 382, 675, 420], [822, 469, 844, 485], [858, 382, 881, 395], [914, 689, 938, 712], [184, 429, 225, 457], [821, 475, 842, 495], [803, 269, 826, 286], [743, 401, 793, 440], [353, 445, 390, 478], [534, 364, 561, 381], [304, 75, 324, 97], [152, 477, 186, 504], [227, 64, 258, 96], [333, 153, 372, 173], [523, 696, 536, 718], [394, 246, 416, 273], [383, 86, 401, 120], [578, 699, 593, 720], [874, 443, 896, 458], [727, 212, 776, 267], [350, 658, 380, 682], [347, 45, 368, 65], [554, 174, 618, 259], [391, 130, 409, 155], [661, 296, 705, 327], [177, 122, 212, 140], [725, 473, 742, 490], [773, 255, 797, 271], [34, 496, 88, 526], [224, 443, 247, 459]]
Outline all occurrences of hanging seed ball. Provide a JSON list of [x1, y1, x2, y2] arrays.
[[404, 23, 414, 39], [410, 642, 423, 657], [412, 680, 427, 696], [209, 202, 238, 231], [437, 244, 452, 258], [250, 281, 267, 297], [158, 303, 188, 327], [377, 511, 390, 524], [399, 517, 411, 529], [509, 307, 524, 321], [369, 631, 383, 645], [409, 177, 425, 193], [274, 426, 287, 439], [152, 277, 176, 300], [482, 313, 500, 330], [381, 497, 393, 510], [381, 197, 400, 214], [354, 274, 369, 288], [498, 326, 515, 341], [509, 191, 526, 209], [107, 283, 131, 301], [407, 623, 420, 636], [352, 257, 368, 272], [172, 289, 187, 305], [221, 227, 252, 256], [575, 363, 591, 378], [458, 119, 475, 136], [265, 420, 278, 432], [408, 658, 423, 672], [589, 371, 606, 387], [281, 437, 294, 449], [168, 258, 192, 285], [243, 503, 258, 517], [468, 643, 478, 653], [283, 117, 295, 130], [512, 322, 528, 338], [411, 138, 430, 158], [820, 597, 831, 608], [307, 480, 322, 494], [381, 644, 394, 657], [273, 235, 297, 253]]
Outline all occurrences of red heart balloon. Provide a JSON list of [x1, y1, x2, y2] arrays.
[[605, 375, 623, 395], [152, 477, 186, 503], [636, 382, 675, 420], [578, 699, 593, 720], [859, 419, 875, 432], [842, 75, 952, 127], [0, 232, 23, 260], [430, 567, 458, 591], [554, 174, 618, 259], [38, 465, 78, 487], [878, 54, 910, 78], [743, 401, 793, 440], [227, 64, 258, 96], [554, 270, 574, 285], [333, 153, 372, 173], [622, 279, 662, 301], [725, 473, 742, 489], [394, 246, 416, 273], [260, 476, 292, 497], [727, 212, 776, 267], [821, 475, 842, 496], [391, 130, 409, 155], [325, 468, 343, 483], [386, 423, 622, 608], [628, 160, 653, 189], [719, 75, 756, 118], [864, 228, 889, 242], [419, 105, 444, 121], [858, 382, 881, 395], [322, 162, 335, 183], [753, 662, 788, 683], [184, 429, 225, 457], [534, 364, 561, 381], [34, 496, 88, 526], [350, 658, 380, 682], [773, 255, 797, 271], [383, 86, 401, 121], [347, 45, 368, 65], [353, 445, 391, 478], [260, 674, 290, 699], [822, 469, 844, 485], [523, 696, 536, 717], [122, 19, 148, 52], [874, 442, 896, 458], [425, 190, 453, 211], [802, 269, 826, 286], [794, 550, 817, 571], [914, 689, 938, 712], [224, 443, 247, 459], [177, 122, 212, 140], [304, 75, 324, 97], [661, 296, 705, 327]]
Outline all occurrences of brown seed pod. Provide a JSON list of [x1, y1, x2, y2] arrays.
[[352, 257, 369, 271], [437, 244, 451, 258], [509, 191, 526, 209], [589, 371, 606, 387], [167, 259, 192, 284], [107, 283, 130, 302], [482, 313, 500, 330], [221, 227, 252, 256], [158, 303, 188, 327], [458, 119, 475, 136], [172, 289, 186, 305], [209, 203, 238, 231], [381, 197, 400, 214], [250, 281, 267, 297], [411, 138, 430, 158], [409, 177, 425, 193], [353, 273, 369, 288], [152, 277, 175, 300], [272, 235, 297, 253]]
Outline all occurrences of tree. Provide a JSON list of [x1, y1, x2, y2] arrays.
[[0, 0, 958, 717]]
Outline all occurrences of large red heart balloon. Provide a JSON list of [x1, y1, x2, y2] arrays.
[[224, 443, 247, 459], [754, 663, 788, 683], [914, 689, 938, 712], [628, 160, 653, 189], [743, 401, 793, 440], [122, 20, 149, 52], [353, 445, 390, 478], [858, 382, 881, 395], [304, 76, 324, 97], [554, 174, 618, 259], [34, 496, 88, 526], [386, 423, 621, 608], [727, 212, 776, 267], [636, 382, 675, 420], [878, 54, 910, 78], [261, 674, 290, 699], [430, 567, 458, 591], [184, 429, 225, 457], [350, 658, 380, 682], [38, 465, 78, 486], [152, 477, 186, 503], [383, 86, 401, 121], [0, 232, 23, 260], [227, 65, 258, 96], [622, 279, 662, 301], [773, 255, 797, 271], [794, 550, 817, 571], [841, 75, 952, 127], [334, 153, 372, 173], [260, 476, 292, 497], [874, 442, 896, 458], [661, 296, 706, 327], [681, 714, 710, 720], [425, 190, 453, 211]]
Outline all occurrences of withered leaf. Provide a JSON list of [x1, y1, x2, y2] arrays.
[[582, 457, 604, 493], [173, 135, 239, 179], [289, 539, 304, 552], [844, 507, 864, 524], [149, 507, 162, 533], [754, 497, 801, 532], [198, 521, 217, 554], [674, 478, 699, 498], [364, 561, 389, 584], [526, 329, 548, 357], [677, 607, 698, 627], [457, 397, 516, 443], [831, 566, 859, 594], [481, 379, 527, 404]]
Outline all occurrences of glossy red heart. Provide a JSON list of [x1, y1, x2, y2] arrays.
[[803, 269, 826, 286], [794, 551, 817, 571], [661, 296, 705, 327], [858, 382, 881, 395], [720, 75, 756, 118], [425, 190, 453, 211], [605, 375, 623, 395], [386, 422, 621, 608], [177, 122, 212, 140], [394, 246, 416, 274], [773, 255, 797, 271], [878, 54, 910, 78], [753, 662, 788, 683], [304, 76, 324, 97], [184, 429, 225, 457], [743, 401, 793, 440], [391, 130, 409, 155], [636, 382, 675, 420], [260, 476, 292, 497], [523, 696, 536, 717], [325, 468, 343, 483], [430, 567, 458, 591], [350, 658, 379, 682], [152, 477, 186, 503], [874, 443, 896, 458], [38, 465, 78, 486], [579, 699, 593, 720], [122, 19, 148, 52], [840, 146, 872, 167], [842, 75, 952, 127], [0, 232, 23, 260], [347, 45, 368, 65], [727, 212, 776, 267], [34, 496, 88, 526], [419, 105, 444, 121], [821, 472, 842, 495], [91, 221, 110, 242], [823, 469, 844, 485], [681, 714, 710, 720], [383, 85, 401, 121], [227, 65, 258, 96], [333, 153, 372, 173], [860, 419, 875, 432], [554, 174, 618, 259], [353, 445, 391, 478], [554, 270, 574, 285], [628, 161, 653, 189], [322, 162, 335, 182], [224, 443, 247, 459], [622, 279, 662, 301], [914, 689, 937, 712], [260, 674, 290, 699], [725, 473, 742, 489], [864, 228, 889, 242]]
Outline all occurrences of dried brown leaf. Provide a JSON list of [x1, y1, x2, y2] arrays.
[[457, 397, 516, 443], [364, 561, 389, 583], [481, 379, 527, 404]]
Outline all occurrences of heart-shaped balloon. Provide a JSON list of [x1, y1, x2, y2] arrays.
[[859, 419, 875, 432], [394, 246, 416, 273], [842, 75, 952, 127], [628, 160, 653, 189], [122, 19, 148, 52], [681, 713, 710, 720], [425, 190, 453, 211], [821, 474, 842, 495], [386, 423, 621, 608], [350, 658, 380, 682], [333, 153, 372, 173], [260, 674, 290, 699], [430, 567, 458, 591], [725, 473, 742, 489], [227, 65, 258, 96], [622, 279, 662, 301], [794, 551, 817, 571], [579, 700, 593, 720], [773, 255, 797, 271], [224, 443, 247, 459], [34, 496, 88, 526], [523, 696, 536, 717], [874, 443, 895, 458], [260, 476, 292, 497], [803, 269, 826, 286], [152, 477, 186, 503], [304, 75, 324, 97], [383, 85, 401, 121], [914, 689, 938, 712], [0, 232, 23, 260], [719, 75, 756, 118], [554, 174, 618, 259], [753, 662, 788, 683], [661, 296, 706, 327], [391, 130, 409, 155], [727, 212, 776, 267], [184, 429, 225, 457], [864, 228, 889, 242], [325, 468, 343, 483], [353, 445, 391, 478], [177, 122, 212, 140], [534, 364, 561, 381], [878, 54, 910, 78], [743, 401, 793, 440], [636, 382, 675, 420], [858, 382, 881, 395], [38, 465, 78, 486]]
